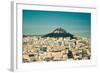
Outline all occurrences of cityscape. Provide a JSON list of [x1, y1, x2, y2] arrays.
[[22, 10, 91, 63]]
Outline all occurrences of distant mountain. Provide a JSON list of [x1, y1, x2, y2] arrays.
[[23, 35, 41, 37], [43, 27, 75, 39]]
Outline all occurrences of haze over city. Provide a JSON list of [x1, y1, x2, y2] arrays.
[[23, 10, 91, 38]]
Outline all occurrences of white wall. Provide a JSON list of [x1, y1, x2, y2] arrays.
[[0, 0, 100, 73]]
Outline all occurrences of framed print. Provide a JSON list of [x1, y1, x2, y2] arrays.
[[11, 1, 97, 71]]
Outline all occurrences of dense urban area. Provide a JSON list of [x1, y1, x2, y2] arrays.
[[22, 28, 91, 63]]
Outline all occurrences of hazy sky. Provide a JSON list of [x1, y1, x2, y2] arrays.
[[23, 10, 91, 38]]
